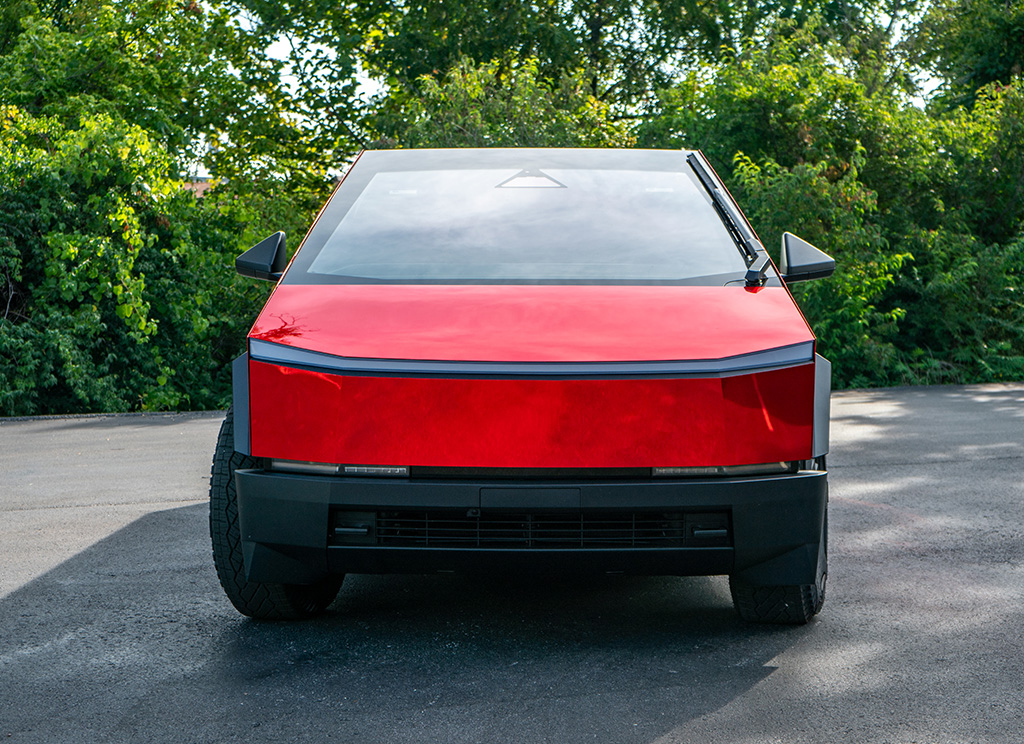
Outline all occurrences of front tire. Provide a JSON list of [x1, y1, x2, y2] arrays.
[[729, 512, 827, 625], [728, 574, 825, 624], [209, 407, 342, 619]]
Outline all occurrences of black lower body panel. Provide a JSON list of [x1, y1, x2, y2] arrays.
[[234, 469, 827, 586], [326, 545, 733, 577]]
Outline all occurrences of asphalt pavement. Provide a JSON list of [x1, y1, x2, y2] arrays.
[[1, 384, 1022, 743]]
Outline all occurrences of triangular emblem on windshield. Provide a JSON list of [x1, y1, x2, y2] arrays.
[[496, 169, 567, 188]]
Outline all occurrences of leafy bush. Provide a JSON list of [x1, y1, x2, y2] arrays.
[[2, 2, 1023, 415], [0, 107, 279, 415], [371, 57, 636, 149], [732, 151, 908, 387]]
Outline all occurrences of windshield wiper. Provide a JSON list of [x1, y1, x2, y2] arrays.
[[686, 153, 770, 286]]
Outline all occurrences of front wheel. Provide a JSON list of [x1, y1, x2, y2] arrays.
[[728, 574, 825, 624], [729, 512, 827, 625], [209, 407, 342, 619]]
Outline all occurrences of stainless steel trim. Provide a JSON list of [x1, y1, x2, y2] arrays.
[[248, 338, 815, 378], [813, 353, 832, 457]]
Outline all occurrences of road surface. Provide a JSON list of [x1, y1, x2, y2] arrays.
[[1, 384, 1022, 743]]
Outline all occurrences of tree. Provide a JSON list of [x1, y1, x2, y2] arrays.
[[371, 57, 635, 148], [2, 0, 1023, 413], [0, 107, 276, 415], [0, 0, 340, 415], [879, 84, 1024, 383], [0, 0, 347, 183], [639, 21, 1024, 387], [733, 152, 909, 387], [232, 0, 907, 119], [913, 0, 1024, 109]]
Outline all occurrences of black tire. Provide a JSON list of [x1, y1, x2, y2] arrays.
[[729, 514, 827, 625], [729, 575, 825, 624], [209, 407, 342, 619]]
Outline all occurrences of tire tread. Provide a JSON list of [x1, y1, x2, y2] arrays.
[[209, 408, 341, 619], [729, 576, 825, 625]]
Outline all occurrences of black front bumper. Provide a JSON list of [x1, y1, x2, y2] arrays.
[[234, 469, 827, 587]]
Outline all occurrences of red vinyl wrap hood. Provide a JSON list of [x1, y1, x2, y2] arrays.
[[249, 284, 813, 362], [246, 283, 818, 468]]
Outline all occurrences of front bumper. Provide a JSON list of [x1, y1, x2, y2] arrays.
[[234, 469, 827, 587]]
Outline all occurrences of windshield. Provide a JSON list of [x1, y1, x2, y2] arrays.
[[287, 151, 750, 286]]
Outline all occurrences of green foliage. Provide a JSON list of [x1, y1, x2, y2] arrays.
[[884, 226, 1024, 384], [372, 57, 636, 148], [638, 24, 900, 170], [868, 83, 1024, 384], [0, 0, 340, 181], [732, 151, 909, 387], [2, 0, 1024, 415], [360, 0, 579, 91], [0, 107, 276, 415], [238, 0, 905, 116], [640, 22, 1024, 387], [930, 83, 1024, 245], [0, 0, 337, 415], [913, 0, 1024, 109]]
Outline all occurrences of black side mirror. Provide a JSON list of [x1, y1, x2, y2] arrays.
[[236, 232, 286, 281], [780, 232, 835, 282]]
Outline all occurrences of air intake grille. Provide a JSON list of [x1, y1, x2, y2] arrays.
[[332, 511, 731, 549]]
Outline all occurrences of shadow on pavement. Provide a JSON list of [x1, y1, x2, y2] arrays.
[[0, 502, 807, 744]]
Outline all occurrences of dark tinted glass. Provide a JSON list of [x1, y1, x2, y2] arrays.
[[287, 151, 748, 285]]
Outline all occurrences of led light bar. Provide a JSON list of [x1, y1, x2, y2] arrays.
[[652, 462, 794, 478], [269, 459, 341, 475], [268, 460, 409, 477], [343, 465, 409, 476]]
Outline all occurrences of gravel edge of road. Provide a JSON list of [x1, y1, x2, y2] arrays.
[[0, 410, 226, 424]]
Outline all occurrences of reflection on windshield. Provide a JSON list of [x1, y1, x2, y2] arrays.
[[307, 168, 746, 283]]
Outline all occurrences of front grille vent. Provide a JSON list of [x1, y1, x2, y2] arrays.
[[332, 510, 731, 549]]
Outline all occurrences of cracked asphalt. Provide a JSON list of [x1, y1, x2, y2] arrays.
[[1, 384, 1022, 743]]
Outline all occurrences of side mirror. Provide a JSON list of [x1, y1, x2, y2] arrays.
[[780, 232, 834, 282], [236, 232, 286, 281]]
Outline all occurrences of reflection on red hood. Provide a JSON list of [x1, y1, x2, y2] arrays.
[[249, 284, 813, 363]]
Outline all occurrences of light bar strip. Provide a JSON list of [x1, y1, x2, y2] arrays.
[[249, 339, 814, 378], [653, 462, 793, 477], [344, 466, 409, 476]]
